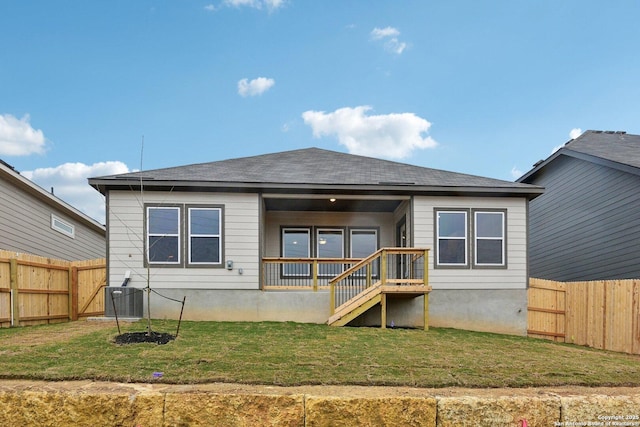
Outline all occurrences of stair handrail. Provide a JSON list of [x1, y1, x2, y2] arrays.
[[329, 248, 385, 315], [329, 248, 430, 315]]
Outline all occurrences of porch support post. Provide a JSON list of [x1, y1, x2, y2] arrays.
[[380, 293, 387, 329], [424, 293, 429, 331], [423, 249, 429, 287], [380, 249, 387, 285], [329, 281, 335, 315], [312, 259, 318, 292]]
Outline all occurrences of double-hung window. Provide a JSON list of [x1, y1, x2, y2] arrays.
[[146, 204, 225, 267], [435, 208, 507, 269], [474, 211, 505, 267], [436, 210, 468, 267], [188, 207, 222, 265], [147, 206, 181, 265]]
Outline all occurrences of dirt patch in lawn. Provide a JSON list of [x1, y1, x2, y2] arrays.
[[0, 320, 118, 347]]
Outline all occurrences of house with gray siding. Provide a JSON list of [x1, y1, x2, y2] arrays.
[[0, 160, 105, 261], [517, 130, 640, 281], [90, 148, 543, 335]]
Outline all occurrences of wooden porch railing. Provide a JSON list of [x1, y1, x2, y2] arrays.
[[262, 257, 363, 291], [329, 248, 429, 315]]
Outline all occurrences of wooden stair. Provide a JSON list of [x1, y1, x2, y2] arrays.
[[327, 283, 383, 326], [327, 248, 432, 329]]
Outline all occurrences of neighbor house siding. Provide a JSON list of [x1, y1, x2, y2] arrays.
[[526, 155, 640, 281], [413, 196, 528, 290], [107, 190, 260, 289], [0, 174, 105, 260]]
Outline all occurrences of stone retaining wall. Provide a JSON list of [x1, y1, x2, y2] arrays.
[[1, 381, 639, 426]]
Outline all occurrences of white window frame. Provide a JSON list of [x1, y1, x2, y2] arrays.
[[51, 214, 75, 238], [188, 206, 222, 266], [473, 210, 506, 267], [435, 210, 469, 268], [146, 206, 181, 266]]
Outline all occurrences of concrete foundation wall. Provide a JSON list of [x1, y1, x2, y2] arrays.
[[118, 287, 526, 335], [347, 289, 527, 335]]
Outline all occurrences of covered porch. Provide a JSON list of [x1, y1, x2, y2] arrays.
[[259, 194, 431, 328], [262, 245, 431, 329]]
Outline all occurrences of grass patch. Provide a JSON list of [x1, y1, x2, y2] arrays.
[[0, 320, 639, 388]]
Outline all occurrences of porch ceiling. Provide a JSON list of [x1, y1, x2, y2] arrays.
[[263, 198, 403, 212]]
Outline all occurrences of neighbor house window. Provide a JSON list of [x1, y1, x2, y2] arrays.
[[474, 210, 506, 267], [317, 228, 344, 276], [51, 214, 75, 238], [147, 206, 181, 265], [282, 228, 310, 276], [188, 206, 222, 265], [436, 210, 468, 267]]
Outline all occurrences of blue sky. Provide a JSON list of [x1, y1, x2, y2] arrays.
[[2, 1, 640, 223]]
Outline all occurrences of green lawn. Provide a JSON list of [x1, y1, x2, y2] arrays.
[[0, 320, 638, 388]]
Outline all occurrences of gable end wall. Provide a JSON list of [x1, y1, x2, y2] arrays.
[[527, 155, 640, 281], [0, 175, 105, 260]]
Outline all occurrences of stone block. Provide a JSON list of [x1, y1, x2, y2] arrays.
[[163, 392, 304, 426], [562, 394, 640, 425], [0, 390, 135, 426], [436, 395, 560, 427], [305, 396, 437, 427]]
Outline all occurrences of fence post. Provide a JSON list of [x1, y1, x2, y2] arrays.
[[69, 266, 78, 321], [9, 258, 18, 326]]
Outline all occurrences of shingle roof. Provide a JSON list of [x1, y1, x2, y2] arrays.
[[90, 147, 540, 196], [563, 130, 640, 169], [0, 159, 105, 231], [518, 130, 640, 183]]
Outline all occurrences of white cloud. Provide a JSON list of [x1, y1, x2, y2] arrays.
[[23, 161, 130, 224], [0, 113, 47, 156], [511, 166, 523, 180], [223, 0, 285, 10], [370, 26, 407, 54], [237, 77, 275, 97], [370, 27, 400, 40], [204, 4, 216, 11], [569, 128, 583, 139], [302, 106, 437, 159]]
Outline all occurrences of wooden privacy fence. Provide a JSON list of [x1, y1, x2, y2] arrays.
[[528, 277, 640, 355], [0, 250, 106, 327]]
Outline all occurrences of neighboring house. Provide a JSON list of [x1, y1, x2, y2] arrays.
[[518, 130, 640, 282], [89, 147, 543, 334], [0, 159, 106, 261]]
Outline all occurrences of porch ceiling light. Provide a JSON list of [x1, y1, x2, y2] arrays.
[[329, 198, 336, 202]]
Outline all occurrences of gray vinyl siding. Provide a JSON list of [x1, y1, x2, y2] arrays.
[[0, 175, 105, 260], [526, 155, 640, 281], [413, 196, 528, 290], [107, 190, 260, 290]]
